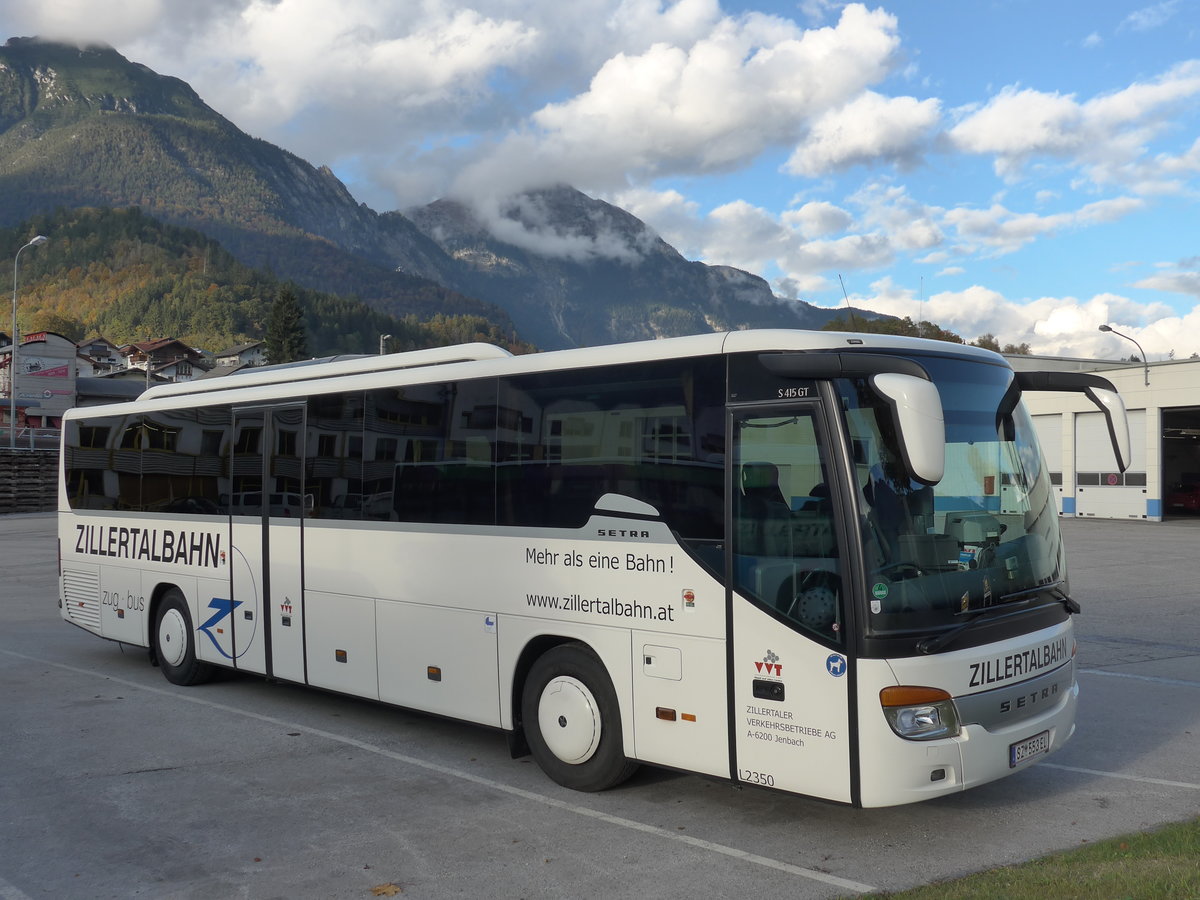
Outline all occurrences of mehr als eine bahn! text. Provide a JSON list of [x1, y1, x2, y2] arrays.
[[57, 329, 1130, 807]]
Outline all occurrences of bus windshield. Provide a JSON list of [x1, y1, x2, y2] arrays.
[[839, 354, 1064, 640]]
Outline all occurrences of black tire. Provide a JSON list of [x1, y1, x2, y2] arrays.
[[521, 643, 638, 792], [154, 589, 215, 686]]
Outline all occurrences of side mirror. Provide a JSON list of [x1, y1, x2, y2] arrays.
[[1015, 372, 1131, 472], [870, 373, 946, 486], [1084, 386, 1131, 473]]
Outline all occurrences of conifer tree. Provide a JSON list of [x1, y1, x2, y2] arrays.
[[265, 286, 308, 364]]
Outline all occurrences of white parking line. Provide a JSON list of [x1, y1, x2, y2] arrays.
[[1038, 763, 1200, 791], [2, 650, 878, 896], [0, 876, 34, 900]]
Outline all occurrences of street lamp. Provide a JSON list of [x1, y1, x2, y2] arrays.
[[1098, 324, 1149, 386], [380, 333, 392, 355], [10, 235, 48, 449]]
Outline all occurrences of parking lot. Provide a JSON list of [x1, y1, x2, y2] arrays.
[[2, 512, 1198, 899]]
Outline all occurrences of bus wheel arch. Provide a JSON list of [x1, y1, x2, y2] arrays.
[[519, 640, 638, 792], [151, 585, 214, 686], [508, 635, 568, 758]]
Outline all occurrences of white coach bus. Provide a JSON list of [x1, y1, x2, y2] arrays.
[[58, 330, 1130, 807]]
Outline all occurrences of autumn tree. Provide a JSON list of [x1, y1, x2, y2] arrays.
[[821, 315, 964, 344]]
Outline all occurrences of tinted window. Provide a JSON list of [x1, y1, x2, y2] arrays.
[[271, 406, 305, 509], [732, 407, 844, 645], [497, 358, 725, 541], [306, 392, 365, 519], [65, 415, 130, 510], [380, 380, 498, 525], [142, 407, 228, 514], [67, 409, 230, 514]]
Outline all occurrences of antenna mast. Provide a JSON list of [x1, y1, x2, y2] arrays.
[[838, 274, 860, 330]]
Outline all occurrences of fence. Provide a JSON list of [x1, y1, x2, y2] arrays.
[[0, 427, 61, 451], [0, 448, 59, 514]]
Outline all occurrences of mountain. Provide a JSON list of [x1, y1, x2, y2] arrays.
[[0, 38, 868, 351], [0, 38, 500, 326], [405, 187, 852, 349], [3, 206, 533, 357]]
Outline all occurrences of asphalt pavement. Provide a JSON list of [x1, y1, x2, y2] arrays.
[[1, 512, 1197, 899]]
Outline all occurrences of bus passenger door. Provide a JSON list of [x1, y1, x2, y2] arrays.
[[229, 405, 307, 682], [729, 404, 854, 803]]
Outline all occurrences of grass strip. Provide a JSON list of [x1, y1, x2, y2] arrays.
[[868, 816, 1200, 899]]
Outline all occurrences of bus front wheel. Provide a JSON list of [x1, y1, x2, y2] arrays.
[[521, 643, 638, 792], [154, 589, 214, 686]]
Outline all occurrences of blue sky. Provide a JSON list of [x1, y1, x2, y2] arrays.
[[3, 0, 1198, 357]]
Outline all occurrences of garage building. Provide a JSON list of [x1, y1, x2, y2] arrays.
[[1012, 354, 1200, 522]]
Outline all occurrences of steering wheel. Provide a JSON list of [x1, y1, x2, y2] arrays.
[[783, 570, 840, 633]]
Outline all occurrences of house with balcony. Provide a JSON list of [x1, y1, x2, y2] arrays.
[[214, 341, 267, 369]]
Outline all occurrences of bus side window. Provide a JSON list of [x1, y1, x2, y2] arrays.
[[307, 392, 364, 519]]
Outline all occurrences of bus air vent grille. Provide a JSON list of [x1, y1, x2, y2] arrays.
[[63, 569, 101, 628]]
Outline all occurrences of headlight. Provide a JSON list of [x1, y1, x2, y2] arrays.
[[880, 686, 961, 740]]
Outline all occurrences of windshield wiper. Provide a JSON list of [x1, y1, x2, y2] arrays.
[[999, 579, 1078, 613], [916, 581, 1072, 655], [916, 607, 1006, 655]]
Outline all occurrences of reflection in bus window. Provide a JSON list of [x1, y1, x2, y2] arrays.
[[306, 392, 364, 518], [837, 358, 1067, 637], [497, 360, 725, 564], [732, 410, 843, 645], [380, 379, 497, 525]]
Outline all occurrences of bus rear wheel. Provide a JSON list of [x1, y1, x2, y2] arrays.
[[521, 643, 638, 792], [154, 589, 214, 686]]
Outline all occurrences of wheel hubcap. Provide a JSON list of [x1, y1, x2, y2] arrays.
[[538, 676, 601, 765], [158, 608, 188, 668]]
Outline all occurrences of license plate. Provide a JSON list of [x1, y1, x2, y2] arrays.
[[1009, 730, 1050, 767]]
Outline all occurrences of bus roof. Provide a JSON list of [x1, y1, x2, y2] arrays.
[[69, 329, 1005, 419], [140, 342, 515, 401]]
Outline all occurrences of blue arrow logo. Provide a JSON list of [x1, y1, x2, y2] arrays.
[[197, 596, 243, 659]]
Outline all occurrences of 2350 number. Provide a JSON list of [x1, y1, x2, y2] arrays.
[[738, 769, 775, 787]]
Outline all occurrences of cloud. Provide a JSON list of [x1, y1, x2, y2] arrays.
[[948, 87, 1083, 166], [454, 3, 902, 198], [5, 0, 187, 48], [617, 177, 1152, 314], [1133, 270, 1200, 298], [1119, 1, 1181, 32], [785, 91, 942, 176], [942, 196, 1144, 256], [440, 3, 911, 255], [845, 285, 1195, 358], [783, 201, 854, 238], [947, 61, 1200, 190], [848, 181, 943, 251], [474, 189, 661, 263]]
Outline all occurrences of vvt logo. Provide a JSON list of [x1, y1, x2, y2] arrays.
[[197, 596, 244, 659], [755, 649, 782, 677], [825, 653, 847, 677]]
